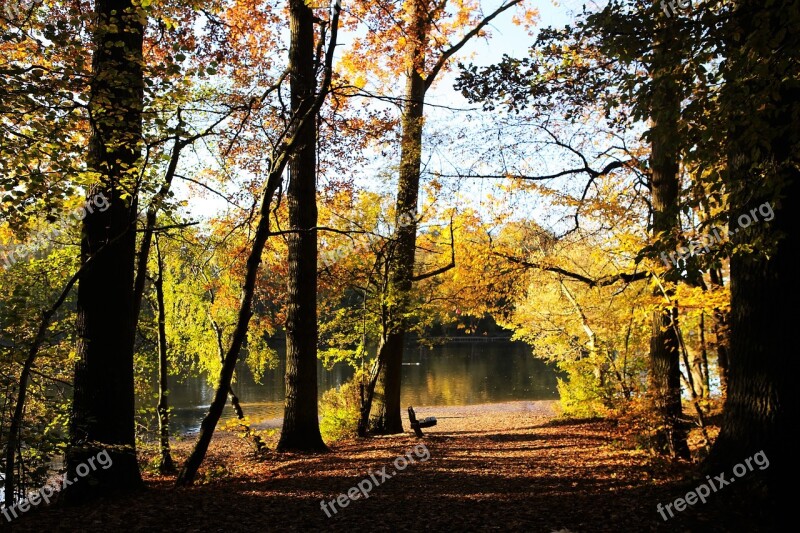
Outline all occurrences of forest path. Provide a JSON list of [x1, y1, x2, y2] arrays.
[[15, 401, 767, 531]]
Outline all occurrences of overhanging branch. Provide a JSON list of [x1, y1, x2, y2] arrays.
[[432, 160, 627, 181], [497, 252, 650, 287]]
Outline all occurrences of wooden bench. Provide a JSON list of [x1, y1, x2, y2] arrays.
[[407, 406, 437, 437]]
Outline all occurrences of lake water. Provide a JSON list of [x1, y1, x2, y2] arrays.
[[165, 339, 560, 435]]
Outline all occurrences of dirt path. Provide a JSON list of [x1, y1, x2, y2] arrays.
[[12, 401, 770, 531]]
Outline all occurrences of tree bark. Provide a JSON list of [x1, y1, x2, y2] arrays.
[[153, 239, 176, 474], [368, 0, 427, 435], [707, 0, 798, 512], [369, 330, 408, 434], [67, 0, 144, 501], [276, 0, 327, 453], [646, 18, 689, 460], [648, 306, 689, 458]]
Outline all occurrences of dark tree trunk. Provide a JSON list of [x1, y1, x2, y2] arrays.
[[369, 0, 427, 435], [67, 0, 144, 500], [154, 240, 176, 474], [648, 307, 690, 458], [209, 316, 267, 453], [276, 0, 326, 453], [369, 330, 408, 434], [176, 170, 282, 487], [647, 20, 689, 460], [707, 0, 798, 512]]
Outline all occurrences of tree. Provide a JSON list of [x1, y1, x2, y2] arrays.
[[67, 0, 145, 500], [644, 7, 689, 459], [366, 0, 428, 435], [0, 0, 88, 227], [494, 222, 650, 417], [2, 261, 82, 507], [456, 0, 702, 457], [707, 0, 799, 508], [176, 0, 342, 486], [358, 0, 531, 435], [277, 0, 328, 452]]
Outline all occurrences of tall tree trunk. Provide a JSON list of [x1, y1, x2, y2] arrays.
[[647, 19, 689, 459], [369, 0, 427, 435], [277, 0, 326, 453], [67, 0, 144, 500], [707, 0, 798, 512], [154, 239, 176, 474]]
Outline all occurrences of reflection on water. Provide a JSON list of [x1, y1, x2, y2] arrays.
[[402, 341, 558, 406], [163, 340, 559, 435]]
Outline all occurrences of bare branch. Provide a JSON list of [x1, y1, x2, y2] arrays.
[[432, 160, 627, 181], [138, 221, 200, 233], [497, 252, 650, 287], [425, 0, 526, 92]]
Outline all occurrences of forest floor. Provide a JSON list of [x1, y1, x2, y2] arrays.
[[13, 401, 775, 532]]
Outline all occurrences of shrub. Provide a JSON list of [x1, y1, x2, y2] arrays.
[[319, 375, 362, 443], [556, 361, 608, 418]]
